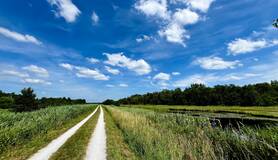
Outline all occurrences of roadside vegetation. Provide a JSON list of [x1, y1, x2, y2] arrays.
[[107, 106, 278, 160], [0, 105, 96, 160], [104, 107, 138, 160], [51, 108, 100, 160]]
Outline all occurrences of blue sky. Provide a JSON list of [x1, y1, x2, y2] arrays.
[[0, 0, 277, 102]]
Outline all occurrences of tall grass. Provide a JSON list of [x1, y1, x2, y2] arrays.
[[0, 105, 95, 154], [107, 107, 278, 160]]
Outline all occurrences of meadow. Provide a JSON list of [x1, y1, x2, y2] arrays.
[[0, 105, 96, 159], [105, 105, 278, 160]]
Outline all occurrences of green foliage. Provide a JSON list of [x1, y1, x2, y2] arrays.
[[13, 87, 39, 112], [102, 99, 120, 106], [107, 107, 278, 160], [0, 88, 86, 111], [0, 96, 14, 109], [115, 81, 278, 106], [0, 105, 95, 155]]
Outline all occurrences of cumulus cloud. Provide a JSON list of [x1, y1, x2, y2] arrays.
[[135, 0, 169, 19], [75, 66, 109, 80], [23, 78, 52, 85], [104, 53, 152, 75], [119, 83, 128, 87], [47, 0, 81, 23], [228, 39, 268, 55], [152, 72, 170, 88], [91, 12, 99, 25], [0, 27, 41, 45], [135, 0, 214, 46], [158, 23, 189, 46], [172, 72, 180, 75], [153, 72, 170, 80], [172, 8, 199, 25], [86, 57, 100, 64], [105, 66, 120, 75], [136, 35, 152, 43], [194, 56, 242, 70], [22, 65, 49, 77], [2, 70, 29, 78], [59, 63, 109, 80], [59, 63, 74, 70], [184, 0, 215, 13]]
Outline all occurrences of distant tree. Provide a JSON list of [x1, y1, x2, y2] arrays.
[[13, 87, 39, 112], [273, 19, 278, 28], [102, 99, 120, 106], [0, 96, 14, 109]]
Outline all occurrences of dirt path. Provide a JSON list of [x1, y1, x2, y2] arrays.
[[28, 106, 99, 160], [85, 106, 107, 160]]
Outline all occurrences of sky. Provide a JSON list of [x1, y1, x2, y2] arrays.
[[0, 0, 277, 102]]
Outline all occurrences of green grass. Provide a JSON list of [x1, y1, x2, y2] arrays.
[[50, 107, 100, 160], [0, 105, 96, 160], [107, 106, 278, 160], [104, 107, 138, 160], [125, 105, 278, 118]]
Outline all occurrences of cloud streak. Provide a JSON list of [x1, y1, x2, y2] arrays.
[[0, 27, 41, 45]]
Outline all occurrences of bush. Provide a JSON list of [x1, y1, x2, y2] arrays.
[[0, 96, 14, 109]]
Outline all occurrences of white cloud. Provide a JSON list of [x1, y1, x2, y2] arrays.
[[136, 35, 152, 43], [47, 0, 81, 23], [105, 66, 120, 75], [173, 8, 199, 25], [23, 78, 52, 85], [106, 84, 115, 87], [135, 0, 215, 46], [152, 72, 170, 88], [222, 73, 260, 81], [228, 39, 268, 55], [2, 70, 29, 78], [172, 72, 180, 75], [135, 0, 169, 19], [104, 53, 152, 75], [59, 63, 74, 70], [75, 66, 109, 80], [194, 56, 242, 70], [22, 65, 49, 77], [87, 57, 100, 64], [184, 0, 215, 13], [173, 74, 217, 87], [91, 12, 99, 25], [0, 27, 41, 45], [119, 83, 128, 87], [158, 23, 189, 46], [173, 72, 261, 87], [153, 72, 170, 80]]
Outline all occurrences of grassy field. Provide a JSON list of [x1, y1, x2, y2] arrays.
[[0, 104, 97, 160], [104, 107, 138, 160], [124, 105, 278, 118], [106, 106, 278, 160]]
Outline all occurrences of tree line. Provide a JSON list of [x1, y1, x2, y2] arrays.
[[104, 81, 278, 106], [0, 88, 86, 112]]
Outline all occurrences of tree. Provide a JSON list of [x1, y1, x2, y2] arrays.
[[0, 96, 14, 109], [13, 88, 39, 112]]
